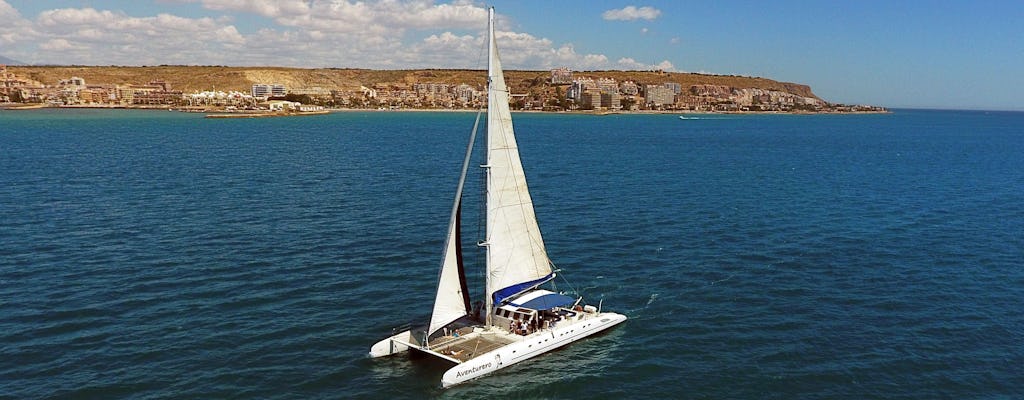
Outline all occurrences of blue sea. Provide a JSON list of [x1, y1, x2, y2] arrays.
[[1, 108, 1022, 399]]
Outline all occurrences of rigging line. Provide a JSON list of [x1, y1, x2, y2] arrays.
[[548, 261, 581, 298], [554, 264, 581, 299], [474, 5, 488, 77]]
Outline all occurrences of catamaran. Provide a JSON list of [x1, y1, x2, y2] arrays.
[[369, 7, 627, 388]]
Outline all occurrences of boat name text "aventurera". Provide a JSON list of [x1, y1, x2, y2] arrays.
[[456, 362, 492, 378]]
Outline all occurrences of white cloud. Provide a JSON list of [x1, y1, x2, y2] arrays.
[[15, 6, 250, 65], [495, 33, 612, 71], [617, 57, 675, 71], [602, 6, 661, 21], [215, 25, 246, 44], [410, 29, 616, 71], [1, 1, 673, 71], [421, 31, 478, 51], [35, 7, 234, 38], [550, 44, 610, 70], [411, 32, 480, 67], [0, 0, 20, 19], [0, 0, 36, 46], [187, 0, 487, 33], [580, 53, 611, 69], [653, 60, 675, 71], [39, 38, 74, 51], [616, 57, 645, 69], [37, 7, 113, 27], [196, 0, 312, 16]]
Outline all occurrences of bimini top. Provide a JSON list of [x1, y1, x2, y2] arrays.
[[507, 289, 576, 310]]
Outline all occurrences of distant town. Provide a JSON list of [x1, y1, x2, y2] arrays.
[[0, 65, 886, 114]]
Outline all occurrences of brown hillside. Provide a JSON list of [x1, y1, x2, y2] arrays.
[[9, 66, 820, 100], [582, 70, 819, 99]]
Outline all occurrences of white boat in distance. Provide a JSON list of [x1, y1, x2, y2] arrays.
[[369, 7, 627, 388]]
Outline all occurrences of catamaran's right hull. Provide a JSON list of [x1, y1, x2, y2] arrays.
[[440, 312, 626, 387]]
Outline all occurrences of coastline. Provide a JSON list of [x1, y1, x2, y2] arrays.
[[1, 103, 890, 115], [4, 65, 893, 116], [204, 110, 330, 118]]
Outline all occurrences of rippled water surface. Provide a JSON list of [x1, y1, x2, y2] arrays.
[[2, 109, 1022, 399]]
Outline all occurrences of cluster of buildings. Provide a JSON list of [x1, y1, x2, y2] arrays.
[[2, 66, 186, 106], [0, 66, 310, 111], [247, 82, 486, 110], [337, 83, 483, 109], [314, 68, 838, 112], [1, 64, 883, 113], [549, 67, 827, 112], [1, 65, 39, 102]]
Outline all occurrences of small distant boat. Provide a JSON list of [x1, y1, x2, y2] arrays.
[[1, 103, 47, 110], [369, 7, 627, 388], [679, 115, 701, 120]]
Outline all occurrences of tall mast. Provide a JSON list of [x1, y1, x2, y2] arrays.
[[483, 6, 495, 329]]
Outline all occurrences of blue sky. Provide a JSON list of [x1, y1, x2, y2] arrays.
[[1, 1, 1021, 110]]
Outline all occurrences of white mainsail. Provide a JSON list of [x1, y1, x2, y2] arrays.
[[483, 8, 553, 308]]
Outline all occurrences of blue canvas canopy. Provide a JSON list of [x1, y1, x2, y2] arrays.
[[508, 290, 575, 310], [492, 273, 554, 305]]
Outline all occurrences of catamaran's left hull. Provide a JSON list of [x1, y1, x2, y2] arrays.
[[368, 330, 414, 358], [440, 312, 626, 388]]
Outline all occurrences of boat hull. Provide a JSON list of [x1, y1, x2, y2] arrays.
[[440, 311, 627, 387], [368, 330, 414, 358]]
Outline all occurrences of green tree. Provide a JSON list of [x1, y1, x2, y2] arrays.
[[620, 97, 636, 110], [553, 87, 566, 109], [284, 93, 314, 104]]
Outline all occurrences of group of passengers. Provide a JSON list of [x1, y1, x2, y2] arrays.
[[509, 319, 532, 335], [509, 307, 574, 335]]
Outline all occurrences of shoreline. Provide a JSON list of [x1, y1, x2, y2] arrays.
[[1, 103, 891, 115], [204, 110, 330, 118]]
